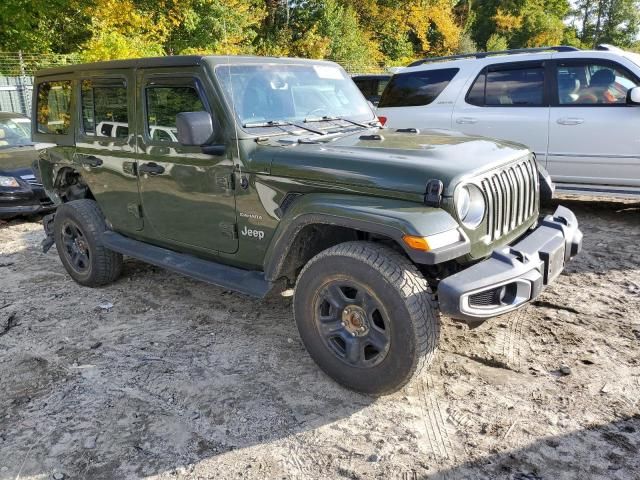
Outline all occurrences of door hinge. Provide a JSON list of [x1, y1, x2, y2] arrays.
[[219, 222, 238, 239], [123, 161, 137, 176], [127, 203, 143, 219], [215, 173, 235, 193]]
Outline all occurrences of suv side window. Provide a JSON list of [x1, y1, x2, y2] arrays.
[[555, 60, 639, 105], [81, 79, 129, 138], [378, 68, 458, 108], [467, 65, 545, 107], [145, 84, 206, 143], [36, 80, 72, 134], [354, 78, 375, 98]]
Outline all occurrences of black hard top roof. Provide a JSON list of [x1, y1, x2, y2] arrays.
[[35, 55, 338, 77]]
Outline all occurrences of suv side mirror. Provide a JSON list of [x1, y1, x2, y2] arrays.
[[176, 111, 213, 146], [627, 86, 640, 105]]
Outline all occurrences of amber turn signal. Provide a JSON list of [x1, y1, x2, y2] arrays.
[[402, 235, 430, 251]]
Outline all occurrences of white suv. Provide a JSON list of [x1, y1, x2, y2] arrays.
[[377, 45, 640, 198]]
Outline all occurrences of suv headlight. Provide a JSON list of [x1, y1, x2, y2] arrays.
[[0, 176, 20, 188], [455, 184, 485, 229]]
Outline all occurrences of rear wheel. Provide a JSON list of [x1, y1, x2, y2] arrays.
[[53, 200, 123, 287], [293, 241, 440, 395]]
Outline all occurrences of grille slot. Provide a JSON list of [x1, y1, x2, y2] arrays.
[[469, 288, 502, 307], [480, 157, 538, 242], [20, 174, 43, 187]]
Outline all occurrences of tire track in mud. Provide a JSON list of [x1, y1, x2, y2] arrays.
[[499, 307, 529, 372], [279, 434, 330, 480], [406, 374, 456, 465]]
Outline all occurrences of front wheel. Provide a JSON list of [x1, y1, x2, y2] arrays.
[[293, 241, 440, 395]]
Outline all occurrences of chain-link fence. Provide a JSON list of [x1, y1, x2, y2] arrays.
[[0, 51, 81, 115]]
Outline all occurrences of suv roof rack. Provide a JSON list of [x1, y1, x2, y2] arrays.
[[407, 45, 580, 68], [595, 43, 623, 52]]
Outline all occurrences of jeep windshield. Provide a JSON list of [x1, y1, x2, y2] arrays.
[[215, 63, 375, 133]]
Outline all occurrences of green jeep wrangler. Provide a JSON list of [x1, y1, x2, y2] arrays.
[[32, 56, 582, 394]]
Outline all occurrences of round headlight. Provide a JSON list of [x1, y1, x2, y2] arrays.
[[455, 184, 485, 229]]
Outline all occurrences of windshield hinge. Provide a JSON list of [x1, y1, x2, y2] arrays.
[[424, 179, 443, 207]]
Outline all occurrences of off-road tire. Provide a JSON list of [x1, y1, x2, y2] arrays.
[[53, 199, 123, 287], [293, 241, 440, 395]]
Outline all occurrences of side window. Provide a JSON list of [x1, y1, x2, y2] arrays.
[[354, 79, 375, 98], [376, 79, 390, 97], [145, 84, 205, 142], [36, 80, 72, 134], [81, 79, 129, 138], [467, 66, 544, 106], [466, 72, 486, 106], [378, 68, 459, 108], [556, 61, 639, 105]]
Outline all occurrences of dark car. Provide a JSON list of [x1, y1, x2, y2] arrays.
[[0, 112, 54, 219], [352, 74, 392, 106]]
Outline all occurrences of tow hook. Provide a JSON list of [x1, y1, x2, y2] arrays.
[[41, 213, 56, 253]]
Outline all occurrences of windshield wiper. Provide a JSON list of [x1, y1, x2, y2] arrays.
[[243, 120, 325, 135], [304, 115, 372, 128]]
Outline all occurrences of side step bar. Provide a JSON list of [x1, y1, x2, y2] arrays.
[[102, 231, 272, 298]]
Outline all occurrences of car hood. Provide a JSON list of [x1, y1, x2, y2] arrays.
[[0, 145, 39, 176], [264, 129, 530, 197]]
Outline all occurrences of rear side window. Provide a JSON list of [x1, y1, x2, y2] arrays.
[[378, 68, 458, 108], [354, 79, 376, 98], [145, 85, 205, 142], [81, 79, 129, 138], [467, 66, 545, 106], [36, 80, 72, 134]]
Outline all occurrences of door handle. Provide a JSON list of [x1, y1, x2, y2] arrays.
[[456, 117, 478, 124], [557, 117, 584, 125], [138, 162, 165, 176], [79, 155, 103, 168]]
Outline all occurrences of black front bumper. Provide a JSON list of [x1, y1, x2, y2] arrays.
[[0, 186, 55, 219], [438, 206, 582, 326]]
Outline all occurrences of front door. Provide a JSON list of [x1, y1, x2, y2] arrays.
[[453, 60, 550, 162], [74, 72, 143, 234], [135, 68, 238, 254], [547, 59, 640, 187]]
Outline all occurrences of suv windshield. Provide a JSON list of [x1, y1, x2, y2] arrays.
[[216, 63, 374, 129], [0, 117, 32, 148]]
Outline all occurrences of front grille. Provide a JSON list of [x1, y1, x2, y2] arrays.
[[20, 174, 43, 188], [480, 156, 539, 242]]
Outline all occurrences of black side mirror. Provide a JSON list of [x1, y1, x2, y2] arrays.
[[627, 86, 640, 105], [176, 111, 214, 146]]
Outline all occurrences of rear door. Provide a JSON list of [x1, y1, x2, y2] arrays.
[[547, 58, 640, 187], [453, 60, 551, 162], [135, 67, 238, 254], [74, 70, 143, 234]]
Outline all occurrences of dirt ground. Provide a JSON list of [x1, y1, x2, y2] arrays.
[[0, 195, 639, 480]]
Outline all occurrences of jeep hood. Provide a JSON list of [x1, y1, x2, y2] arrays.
[[264, 129, 530, 197]]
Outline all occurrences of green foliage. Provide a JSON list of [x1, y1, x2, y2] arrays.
[[486, 33, 509, 51], [569, 0, 640, 48], [1, 0, 639, 67]]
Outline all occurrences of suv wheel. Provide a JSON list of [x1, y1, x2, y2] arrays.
[[53, 199, 123, 287], [293, 241, 439, 395]]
